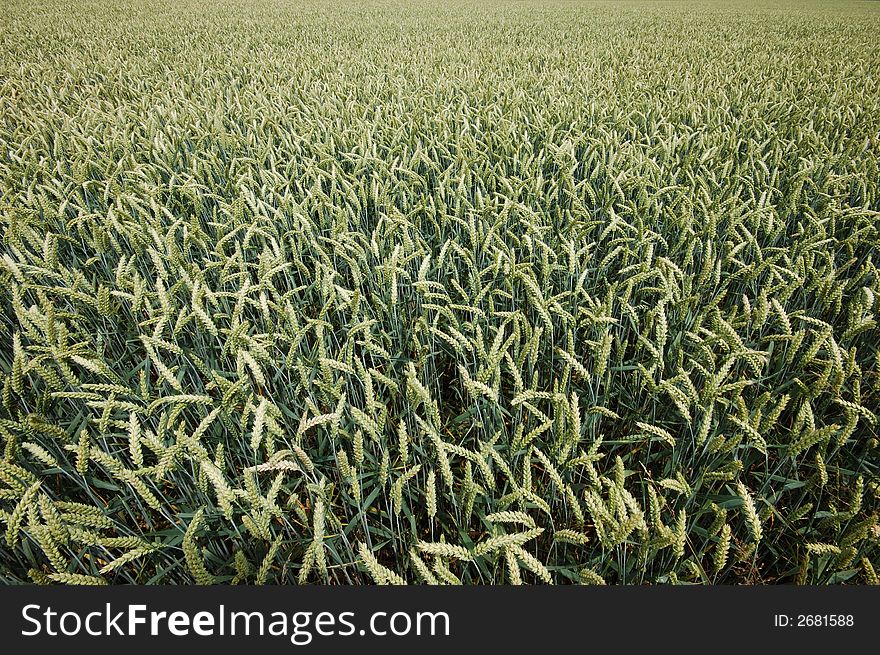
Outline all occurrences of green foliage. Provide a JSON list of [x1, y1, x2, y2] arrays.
[[0, 0, 879, 584]]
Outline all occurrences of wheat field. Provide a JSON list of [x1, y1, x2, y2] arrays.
[[1, 0, 879, 584]]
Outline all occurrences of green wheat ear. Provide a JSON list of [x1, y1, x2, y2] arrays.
[[183, 509, 215, 585], [736, 481, 763, 545], [358, 542, 407, 585]]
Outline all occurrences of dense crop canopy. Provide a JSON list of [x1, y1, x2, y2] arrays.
[[0, 0, 879, 584]]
